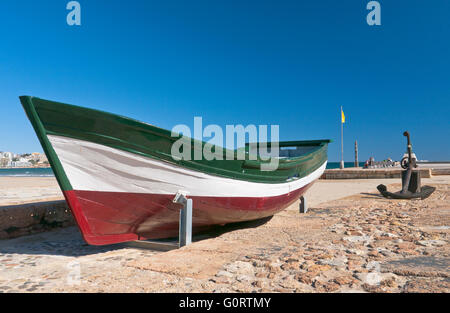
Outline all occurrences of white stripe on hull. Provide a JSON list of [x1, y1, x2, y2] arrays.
[[48, 135, 326, 198]]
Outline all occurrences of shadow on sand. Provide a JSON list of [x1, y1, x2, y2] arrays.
[[0, 217, 274, 257], [195, 216, 273, 239], [360, 192, 385, 199]]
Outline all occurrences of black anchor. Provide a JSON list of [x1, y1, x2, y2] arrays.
[[377, 131, 435, 200]]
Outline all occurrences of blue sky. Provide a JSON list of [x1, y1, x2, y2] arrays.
[[0, 0, 449, 162]]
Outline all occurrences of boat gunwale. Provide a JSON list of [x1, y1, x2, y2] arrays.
[[20, 96, 330, 184], [29, 96, 330, 162]]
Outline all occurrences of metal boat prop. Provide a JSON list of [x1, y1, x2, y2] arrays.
[[377, 131, 435, 200]]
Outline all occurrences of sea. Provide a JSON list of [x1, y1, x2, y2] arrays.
[[0, 168, 54, 177], [0, 162, 365, 177], [326, 162, 365, 169]]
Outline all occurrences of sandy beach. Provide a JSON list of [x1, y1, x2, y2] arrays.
[[0, 177, 63, 206], [0, 175, 448, 293]]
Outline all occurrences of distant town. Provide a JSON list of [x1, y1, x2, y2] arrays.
[[0, 151, 49, 168]]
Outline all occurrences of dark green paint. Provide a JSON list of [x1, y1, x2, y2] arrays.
[[20, 96, 73, 191], [20, 96, 330, 185]]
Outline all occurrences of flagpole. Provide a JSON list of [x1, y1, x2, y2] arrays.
[[340, 106, 344, 169]]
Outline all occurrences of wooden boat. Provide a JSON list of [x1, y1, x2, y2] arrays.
[[20, 96, 330, 245]]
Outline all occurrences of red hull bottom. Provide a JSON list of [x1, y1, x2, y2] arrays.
[[63, 183, 313, 245]]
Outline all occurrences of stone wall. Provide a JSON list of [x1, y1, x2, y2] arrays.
[[0, 200, 75, 240], [431, 168, 450, 176], [321, 168, 432, 180]]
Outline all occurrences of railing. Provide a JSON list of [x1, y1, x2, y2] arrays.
[[364, 160, 399, 169]]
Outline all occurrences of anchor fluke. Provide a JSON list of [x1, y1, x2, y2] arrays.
[[377, 184, 435, 200]]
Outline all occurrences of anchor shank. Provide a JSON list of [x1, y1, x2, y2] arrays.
[[401, 131, 413, 194]]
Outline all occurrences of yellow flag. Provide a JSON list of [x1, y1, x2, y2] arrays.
[[341, 108, 345, 124]]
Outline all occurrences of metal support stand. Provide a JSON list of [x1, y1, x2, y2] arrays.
[[174, 192, 192, 247], [299, 196, 308, 214], [128, 192, 193, 251]]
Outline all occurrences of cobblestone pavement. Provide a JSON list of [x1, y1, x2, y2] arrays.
[[0, 179, 448, 293], [0, 227, 157, 293]]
